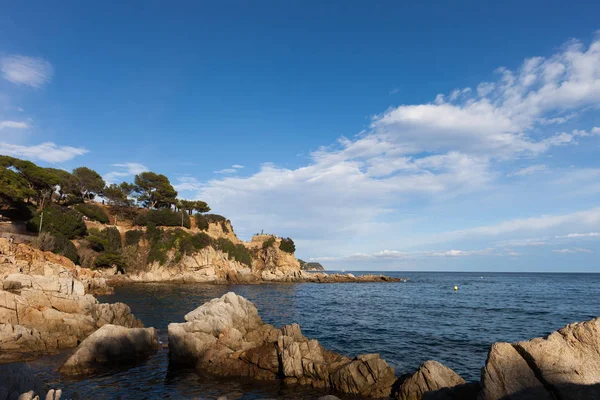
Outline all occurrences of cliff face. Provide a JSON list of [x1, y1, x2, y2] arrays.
[[247, 235, 300, 273], [127, 232, 301, 283], [204, 220, 241, 244], [129, 245, 256, 283]]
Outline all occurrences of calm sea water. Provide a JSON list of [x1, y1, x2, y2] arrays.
[[26, 272, 600, 399]]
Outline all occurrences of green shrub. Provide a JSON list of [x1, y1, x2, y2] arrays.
[[27, 205, 87, 239], [86, 227, 122, 253], [0, 202, 35, 221], [135, 209, 190, 228], [73, 203, 109, 224], [279, 237, 296, 254], [146, 228, 213, 265], [213, 238, 252, 267], [109, 205, 140, 222], [194, 214, 209, 231], [31, 232, 79, 264], [125, 229, 143, 246], [262, 236, 276, 249], [94, 252, 126, 271], [195, 214, 229, 233]]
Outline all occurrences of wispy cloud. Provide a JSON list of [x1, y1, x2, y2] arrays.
[[508, 164, 548, 177], [312, 247, 496, 262], [0, 120, 29, 130], [0, 142, 88, 163], [214, 165, 245, 174], [556, 232, 600, 238], [104, 162, 148, 183], [552, 248, 593, 254], [1, 55, 53, 88], [174, 176, 203, 192]]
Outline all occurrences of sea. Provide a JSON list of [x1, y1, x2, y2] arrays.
[[26, 272, 600, 399]]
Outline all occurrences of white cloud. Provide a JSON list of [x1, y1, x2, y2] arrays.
[[0, 120, 29, 130], [312, 247, 495, 262], [1, 55, 53, 88], [174, 176, 203, 192], [214, 168, 237, 174], [592, 127, 600, 135], [0, 142, 88, 162], [370, 37, 600, 158], [214, 165, 245, 174], [556, 232, 600, 238], [183, 35, 600, 254], [496, 238, 548, 247], [104, 162, 148, 183], [436, 208, 600, 241], [552, 248, 593, 254], [508, 164, 548, 177]]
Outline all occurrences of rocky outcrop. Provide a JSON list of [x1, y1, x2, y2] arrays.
[[0, 363, 61, 400], [479, 317, 600, 400], [168, 292, 397, 397], [0, 240, 143, 362], [395, 361, 466, 400], [0, 238, 112, 295], [59, 324, 158, 376], [0, 274, 142, 362]]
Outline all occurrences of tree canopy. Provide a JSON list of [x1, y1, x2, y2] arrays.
[[133, 172, 178, 209], [178, 199, 211, 215], [73, 167, 105, 199]]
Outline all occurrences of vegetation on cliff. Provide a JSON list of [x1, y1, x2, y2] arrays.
[[298, 259, 325, 271], [1, 155, 299, 273], [279, 237, 296, 254]]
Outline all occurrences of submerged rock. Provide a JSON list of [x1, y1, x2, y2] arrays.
[[395, 360, 466, 400], [479, 317, 600, 400], [168, 292, 397, 397], [59, 324, 158, 376], [0, 363, 61, 400]]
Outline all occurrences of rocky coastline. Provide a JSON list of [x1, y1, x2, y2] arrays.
[[1, 238, 600, 399]]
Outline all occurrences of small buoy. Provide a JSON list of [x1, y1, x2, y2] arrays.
[[453, 285, 459, 291]]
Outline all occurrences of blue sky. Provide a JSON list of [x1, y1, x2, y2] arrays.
[[1, 1, 600, 271]]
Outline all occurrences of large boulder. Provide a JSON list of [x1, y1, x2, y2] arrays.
[[168, 292, 397, 398], [395, 361, 466, 400], [479, 317, 600, 400], [59, 324, 158, 376]]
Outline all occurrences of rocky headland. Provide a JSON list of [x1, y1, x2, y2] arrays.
[[100, 227, 401, 284], [2, 238, 599, 399], [167, 292, 600, 400]]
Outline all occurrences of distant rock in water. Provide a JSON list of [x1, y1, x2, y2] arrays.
[[168, 292, 397, 398], [298, 259, 325, 271]]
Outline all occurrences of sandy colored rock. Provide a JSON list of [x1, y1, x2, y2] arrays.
[[168, 292, 397, 397], [59, 324, 158, 376], [0, 238, 112, 295], [0, 240, 142, 361], [395, 360, 466, 400], [479, 317, 600, 400]]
